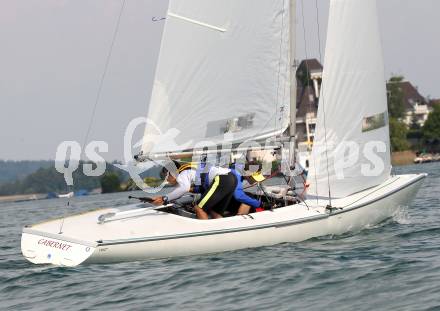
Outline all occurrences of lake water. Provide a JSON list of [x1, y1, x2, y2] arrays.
[[1, 163, 439, 310]]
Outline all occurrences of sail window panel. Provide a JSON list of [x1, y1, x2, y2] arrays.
[[362, 111, 388, 133], [205, 113, 256, 137]]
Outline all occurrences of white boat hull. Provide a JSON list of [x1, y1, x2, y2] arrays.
[[21, 174, 426, 266]]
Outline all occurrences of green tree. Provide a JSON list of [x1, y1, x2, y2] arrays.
[[387, 76, 406, 119], [0, 161, 128, 196], [389, 117, 409, 151], [0, 160, 52, 184], [407, 114, 422, 148], [100, 173, 121, 193], [0, 165, 102, 196], [422, 105, 440, 142], [296, 63, 312, 89]]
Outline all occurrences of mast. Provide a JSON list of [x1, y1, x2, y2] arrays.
[[289, 0, 297, 139], [287, 0, 297, 168]]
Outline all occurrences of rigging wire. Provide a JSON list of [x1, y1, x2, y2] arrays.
[[314, 0, 333, 206], [300, 0, 320, 205], [81, 0, 127, 154]]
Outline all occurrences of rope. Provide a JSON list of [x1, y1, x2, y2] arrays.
[[314, 0, 333, 206]]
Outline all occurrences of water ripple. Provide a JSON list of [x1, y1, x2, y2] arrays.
[[1, 164, 439, 310]]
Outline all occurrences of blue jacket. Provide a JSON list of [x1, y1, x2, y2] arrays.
[[191, 164, 261, 208], [231, 170, 261, 208]]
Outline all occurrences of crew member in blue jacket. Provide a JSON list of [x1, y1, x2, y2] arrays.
[[152, 161, 263, 220]]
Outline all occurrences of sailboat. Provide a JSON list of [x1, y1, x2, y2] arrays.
[[22, 0, 426, 266]]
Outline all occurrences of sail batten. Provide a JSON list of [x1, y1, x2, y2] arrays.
[[142, 0, 291, 154], [167, 12, 227, 33], [308, 0, 391, 199]]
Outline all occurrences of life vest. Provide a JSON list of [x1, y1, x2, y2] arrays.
[[177, 162, 212, 194], [193, 163, 213, 194], [230, 169, 261, 208], [177, 162, 198, 173]]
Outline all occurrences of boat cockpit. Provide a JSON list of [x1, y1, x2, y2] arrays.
[[143, 183, 303, 220]]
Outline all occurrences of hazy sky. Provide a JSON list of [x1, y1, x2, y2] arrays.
[[0, 0, 438, 161]]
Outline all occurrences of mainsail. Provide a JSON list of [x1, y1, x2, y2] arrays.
[[142, 0, 291, 155], [308, 0, 391, 199]]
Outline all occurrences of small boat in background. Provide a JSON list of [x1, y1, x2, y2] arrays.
[[58, 192, 74, 199], [414, 153, 440, 164]]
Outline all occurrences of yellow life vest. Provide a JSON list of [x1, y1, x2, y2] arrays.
[[177, 162, 198, 173]]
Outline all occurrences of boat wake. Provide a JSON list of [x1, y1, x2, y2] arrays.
[[392, 205, 411, 225]]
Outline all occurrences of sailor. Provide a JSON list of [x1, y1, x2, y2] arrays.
[[151, 161, 263, 220]]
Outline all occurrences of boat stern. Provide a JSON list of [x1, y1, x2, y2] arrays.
[[21, 228, 97, 267]]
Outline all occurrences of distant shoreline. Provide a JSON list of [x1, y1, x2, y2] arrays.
[[392, 151, 417, 166], [0, 193, 46, 204], [0, 155, 432, 203]]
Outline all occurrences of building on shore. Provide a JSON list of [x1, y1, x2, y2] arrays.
[[295, 59, 322, 153], [295, 61, 436, 148], [387, 80, 433, 127], [252, 59, 436, 167]]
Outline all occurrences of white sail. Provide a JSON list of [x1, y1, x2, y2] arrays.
[[308, 0, 391, 199], [142, 0, 291, 154]]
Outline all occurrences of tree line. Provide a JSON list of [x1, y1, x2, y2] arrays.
[[0, 162, 128, 196], [0, 161, 163, 196]]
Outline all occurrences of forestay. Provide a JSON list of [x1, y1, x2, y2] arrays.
[[142, 0, 291, 154], [308, 0, 391, 200]]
